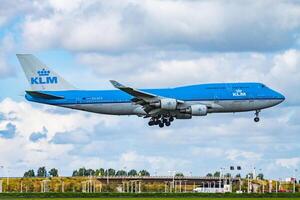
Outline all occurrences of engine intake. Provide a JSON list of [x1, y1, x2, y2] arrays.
[[150, 98, 178, 110], [182, 104, 208, 116]]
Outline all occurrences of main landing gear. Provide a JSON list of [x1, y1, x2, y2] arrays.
[[148, 116, 174, 128], [254, 110, 260, 122]]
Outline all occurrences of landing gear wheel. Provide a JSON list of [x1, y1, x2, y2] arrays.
[[254, 110, 261, 123], [148, 121, 155, 126], [169, 116, 174, 122], [165, 121, 171, 126], [159, 122, 164, 128]]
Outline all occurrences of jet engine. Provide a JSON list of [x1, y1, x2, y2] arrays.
[[150, 98, 178, 110], [182, 104, 208, 116], [176, 113, 192, 119]]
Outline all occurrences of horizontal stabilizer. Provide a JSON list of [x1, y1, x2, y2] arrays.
[[26, 91, 64, 100]]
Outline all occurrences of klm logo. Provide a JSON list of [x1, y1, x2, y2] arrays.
[[31, 69, 58, 85], [233, 89, 246, 97]]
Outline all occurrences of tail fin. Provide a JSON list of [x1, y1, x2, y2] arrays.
[[16, 54, 76, 91]]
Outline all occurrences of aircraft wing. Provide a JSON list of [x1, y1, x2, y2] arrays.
[[110, 80, 184, 115], [110, 80, 160, 102]]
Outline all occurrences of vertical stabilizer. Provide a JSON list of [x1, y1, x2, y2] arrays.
[[16, 54, 76, 91]]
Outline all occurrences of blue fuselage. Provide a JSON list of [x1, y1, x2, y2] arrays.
[[25, 82, 285, 116]]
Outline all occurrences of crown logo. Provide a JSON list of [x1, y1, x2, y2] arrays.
[[37, 69, 50, 76]]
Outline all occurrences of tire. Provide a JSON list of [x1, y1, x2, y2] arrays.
[[159, 123, 164, 128], [148, 121, 154, 126], [169, 117, 174, 122], [254, 117, 260, 122], [165, 121, 171, 126]]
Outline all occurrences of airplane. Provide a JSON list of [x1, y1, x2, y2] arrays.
[[16, 54, 285, 128]]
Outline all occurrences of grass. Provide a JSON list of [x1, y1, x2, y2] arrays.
[[3, 198, 300, 200]]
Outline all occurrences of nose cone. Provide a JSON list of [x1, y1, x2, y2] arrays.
[[275, 91, 285, 104]]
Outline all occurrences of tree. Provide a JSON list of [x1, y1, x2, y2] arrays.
[[235, 173, 241, 178], [37, 167, 47, 177], [139, 170, 150, 176], [175, 172, 184, 177], [23, 169, 35, 177], [86, 169, 95, 176], [257, 173, 264, 180], [105, 168, 116, 176], [246, 173, 253, 179], [128, 169, 137, 176], [78, 167, 87, 176], [49, 168, 59, 177], [224, 173, 231, 178], [95, 168, 105, 176], [116, 170, 127, 176], [213, 171, 220, 177], [72, 170, 79, 176], [206, 173, 213, 177]]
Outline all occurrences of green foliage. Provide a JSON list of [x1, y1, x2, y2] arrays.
[[49, 168, 59, 177], [128, 169, 137, 176], [246, 173, 254, 179], [116, 170, 127, 176], [37, 166, 47, 177], [23, 169, 35, 177], [72, 170, 79, 176], [1, 192, 300, 198], [175, 172, 184, 177], [213, 171, 220, 177], [257, 173, 264, 180], [206, 173, 213, 177], [139, 169, 150, 176], [95, 168, 105, 176], [105, 168, 116, 176], [78, 167, 87, 176], [86, 169, 95, 176]]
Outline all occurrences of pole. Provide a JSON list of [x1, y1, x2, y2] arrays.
[[106, 169, 109, 185], [247, 175, 250, 193], [239, 177, 241, 192], [20, 181, 23, 193], [165, 182, 167, 193], [293, 169, 298, 193]]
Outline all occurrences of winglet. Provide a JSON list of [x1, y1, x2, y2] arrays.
[[109, 80, 125, 88]]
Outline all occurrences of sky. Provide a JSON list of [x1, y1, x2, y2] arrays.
[[0, 0, 300, 179]]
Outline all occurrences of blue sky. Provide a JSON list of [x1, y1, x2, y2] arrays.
[[0, 0, 300, 179]]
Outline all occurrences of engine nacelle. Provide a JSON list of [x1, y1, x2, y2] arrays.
[[176, 113, 192, 119], [153, 98, 178, 110], [183, 104, 208, 116]]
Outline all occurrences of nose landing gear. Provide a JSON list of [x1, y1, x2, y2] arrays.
[[254, 110, 260, 122]]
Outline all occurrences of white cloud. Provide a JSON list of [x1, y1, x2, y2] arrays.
[[79, 49, 300, 106], [0, 0, 32, 27], [20, 0, 300, 52], [225, 149, 262, 162], [0, 34, 15, 78], [0, 98, 119, 175], [119, 151, 190, 174], [276, 157, 300, 169]]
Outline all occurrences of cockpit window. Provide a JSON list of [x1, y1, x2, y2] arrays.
[[261, 84, 266, 88]]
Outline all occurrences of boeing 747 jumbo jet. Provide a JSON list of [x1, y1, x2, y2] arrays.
[[17, 54, 285, 128]]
